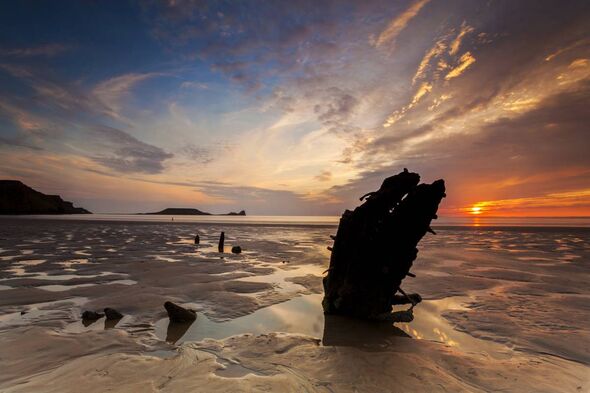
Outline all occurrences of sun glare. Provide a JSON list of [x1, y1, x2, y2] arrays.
[[470, 206, 483, 215]]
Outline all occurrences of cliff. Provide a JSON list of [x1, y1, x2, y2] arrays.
[[0, 180, 91, 214]]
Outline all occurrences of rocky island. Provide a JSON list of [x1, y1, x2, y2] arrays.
[[0, 180, 91, 214], [145, 208, 246, 216]]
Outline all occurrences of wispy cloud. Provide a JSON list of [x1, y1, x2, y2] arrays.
[[313, 87, 359, 134], [180, 81, 209, 89], [0, 63, 98, 113], [413, 38, 447, 84], [0, 43, 69, 57], [1, 1, 589, 215], [445, 51, 476, 80], [89, 125, 173, 174], [93, 73, 159, 119], [314, 170, 332, 182], [373, 0, 431, 49], [449, 22, 474, 56], [545, 38, 590, 62]]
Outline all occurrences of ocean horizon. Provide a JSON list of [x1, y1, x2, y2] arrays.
[[3, 213, 589, 228]]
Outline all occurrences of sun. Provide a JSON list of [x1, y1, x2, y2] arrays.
[[470, 206, 483, 215]]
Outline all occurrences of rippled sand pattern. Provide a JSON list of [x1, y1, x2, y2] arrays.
[[0, 218, 588, 392]]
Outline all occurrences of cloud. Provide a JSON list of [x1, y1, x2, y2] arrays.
[[180, 81, 209, 89], [179, 144, 213, 164], [2, 0, 589, 215], [545, 38, 590, 62], [315, 170, 332, 182], [189, 182, 339, 215], [0, 136, 43, 151], [0, 100, 46, 133], [444, 51, 476, 80], [449, 22, 474, 56], [89, 126, 173, 174], [0, 43, 69, 57], [313, 87, 359, 134], [0, 63, 100, 114], [370, 80, 590, 214], [383, 81, 433, 127], [93, 73, 159, 119], [413, 38, 447, 84], [373, 0, 430, 49]]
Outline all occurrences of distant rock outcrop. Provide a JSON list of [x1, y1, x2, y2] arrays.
[[145, 207, 246, 216], [0, 180, 91, 214], [146, 208, 211, 215]]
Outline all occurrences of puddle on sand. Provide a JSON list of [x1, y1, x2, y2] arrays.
[[3, 270, 126, 280], [235, 264, 325, 294], [18, 259, 46, 266], [153, 255, 180, 263], [154, 293, 513, 360], [155, 294, 324, 344], [396, 297, 513, 359], [144, 349, 178, 359], [36, 277, 136, 291], [196, 243, 247, 255], [57, 259, 91, 269], [106, 279, 137, 286], [0, 297, 88, 327], [38, 283, 97, 292], [214, 359, 261, 378]]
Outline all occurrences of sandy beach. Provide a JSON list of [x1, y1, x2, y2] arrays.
[[0, 217, 588, 392]]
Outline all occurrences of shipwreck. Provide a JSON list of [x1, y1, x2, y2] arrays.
[[322, 169, 446, 320]]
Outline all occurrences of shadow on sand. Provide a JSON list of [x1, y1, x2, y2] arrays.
[[322, 314, 410, 349]]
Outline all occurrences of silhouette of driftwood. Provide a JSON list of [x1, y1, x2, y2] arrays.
[[218, 231, 225, 252], [322, 169, 445, 319]]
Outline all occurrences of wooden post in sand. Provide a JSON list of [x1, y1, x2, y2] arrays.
[[218, 231, 225, 252], [322, 169, 446, 319]]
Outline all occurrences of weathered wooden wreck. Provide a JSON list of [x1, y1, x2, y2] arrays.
[[322, 169, 446, 319]]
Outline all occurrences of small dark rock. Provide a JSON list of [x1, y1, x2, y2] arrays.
[[104, 308, 123, 320], [20, 311, 27, 316], [164, 301, 197, 322], [231, 246, 242, 254], [194, 234, 200, 245], [82, 310, 104, 320]]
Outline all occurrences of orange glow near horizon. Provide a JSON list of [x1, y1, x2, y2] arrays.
[[454, 188, 590, 217], [470, 205, 483, 215]]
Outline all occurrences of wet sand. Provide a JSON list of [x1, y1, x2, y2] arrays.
[[0, 218, 588, 392]]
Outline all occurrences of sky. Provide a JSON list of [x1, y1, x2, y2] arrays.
[[0, 0, 589, 216]]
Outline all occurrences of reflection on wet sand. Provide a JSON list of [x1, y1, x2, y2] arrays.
[[166, 320, 195, 344], [155, 294, 325, 344], [82, 318, 98, 328], [322, 314, 410, 348], [0, 218, 588, 392], [104, 318, 121, 329]]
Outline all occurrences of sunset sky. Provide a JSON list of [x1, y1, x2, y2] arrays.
[[1, 1, 589, 216]]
